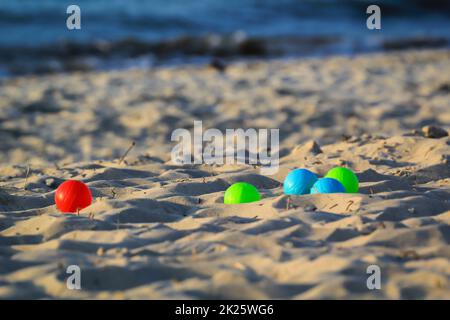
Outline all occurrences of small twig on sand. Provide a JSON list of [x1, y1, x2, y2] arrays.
[[345, 200, 355, 211], [400, 250, 420, 260], [23, 165, 30, 189], [329, 203, 338, 210], [118, 141, 136, 165]]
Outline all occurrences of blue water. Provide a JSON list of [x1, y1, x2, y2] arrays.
[[1, 0, 449, 46], [0, 0, 449, 75]]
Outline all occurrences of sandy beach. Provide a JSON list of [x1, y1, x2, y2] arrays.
[[0, 49, 449, 299]]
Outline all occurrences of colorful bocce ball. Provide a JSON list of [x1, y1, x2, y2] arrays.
[[325, 167, 359, 193], [310, 178, 346, 194], [224, 182, 261, 204], [55, 180, 92, 213], [283, 168, 318, 195]]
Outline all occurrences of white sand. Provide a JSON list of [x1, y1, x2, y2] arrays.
[[0, 49, 449, 299]]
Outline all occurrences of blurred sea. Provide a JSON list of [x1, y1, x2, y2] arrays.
[[0, 0, 449, 76]]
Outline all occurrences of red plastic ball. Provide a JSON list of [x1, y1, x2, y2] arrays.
[[55, 180, 92, 213]]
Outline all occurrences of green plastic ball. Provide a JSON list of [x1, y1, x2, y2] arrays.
[[224, 182, 261, 204], [325, 167, 359, 193]]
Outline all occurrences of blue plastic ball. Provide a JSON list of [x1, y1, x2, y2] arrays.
[[283, 168, 318, 195], [310, 178, 346, 194]]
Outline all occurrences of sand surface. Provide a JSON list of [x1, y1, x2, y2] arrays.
[[0, 49, 449, 299]]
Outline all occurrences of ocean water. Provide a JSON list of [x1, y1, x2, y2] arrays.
[[0, 0, 449, 75]]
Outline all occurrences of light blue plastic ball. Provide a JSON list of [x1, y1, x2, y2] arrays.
[[310, 178, 346, 194], [283, 168, 318, 195]]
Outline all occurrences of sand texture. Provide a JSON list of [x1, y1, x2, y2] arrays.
[[0, 49, 449, 299]]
